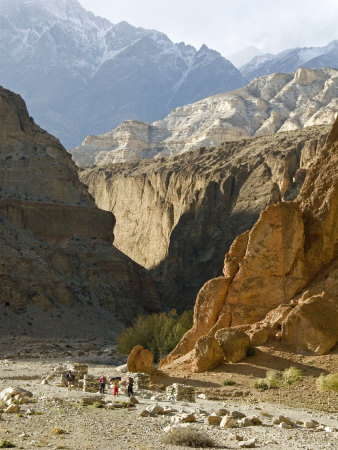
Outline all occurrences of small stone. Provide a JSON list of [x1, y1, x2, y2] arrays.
[[220, 416, 236, 428], [207, 414, 222, 425], [230, 410, 246, 419], [238, 417, 253, 427], [129, 396, 139, 405], [279, 422, 291, 429], [304, 420, 318, 428], [4, 404, 20, 414], [249, 416, 262, 425], [139, 409, 150, 417], [171, 413, 196, 423], [272, 415, 294, 426], [238, 438, 256, 448], [146, 404, 164, 415], [216, 408, 229, 416], [228, 433, 243, 441]]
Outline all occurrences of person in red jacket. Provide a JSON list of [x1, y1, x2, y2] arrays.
[[99, 374, 107, 394]]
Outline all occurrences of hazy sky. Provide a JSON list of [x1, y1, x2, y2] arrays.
[[80, 0, 338, 57]]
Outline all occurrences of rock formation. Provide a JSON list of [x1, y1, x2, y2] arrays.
[[161, 117, 338, 368], [80, 125, 329, 309], [0, 86, 160, 340], [127, 345, 155, 374], [72, 68, 337, 166]]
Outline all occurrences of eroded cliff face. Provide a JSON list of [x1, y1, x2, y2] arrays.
[[161, 118, 338, 368], [81, 126, 329, 309], [72, 68, 337, 166], [0, 87, 160, 339]]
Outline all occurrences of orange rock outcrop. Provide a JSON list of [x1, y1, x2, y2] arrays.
[[161, 117, 338, 370]]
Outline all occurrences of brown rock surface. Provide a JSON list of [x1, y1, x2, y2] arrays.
[[127, 345, 155, 374], [214, 328, 250, 363], [81, 126, 329, 309], [162, 117, 338, 367], [0, 87, 160, 339], [190, 335, 225, 373]]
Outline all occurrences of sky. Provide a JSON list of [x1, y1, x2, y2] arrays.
[[80, 0, 338, 58]]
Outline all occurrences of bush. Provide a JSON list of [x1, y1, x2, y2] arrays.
[[223, 378, 236, 386], [117, 309, 193, 362], [282, 366, 302, 386], [316, 373, 338, 393], [253, 379, 269, 391], [266, 370, 281, 388], [163, 427, 215, 448], [0, 441, 16, 449]]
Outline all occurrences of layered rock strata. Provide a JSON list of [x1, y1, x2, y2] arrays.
[[72, 68, 338, 166], [161, 117, 338, 368], [81, 126, 329, 309], [0, 87, 160, 339]]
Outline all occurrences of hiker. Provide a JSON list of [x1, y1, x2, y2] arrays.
[[127, 376, 134, 397], [66, 370, 75, 391], [112, 377, 120, 396], [99, 374, 107, 394]]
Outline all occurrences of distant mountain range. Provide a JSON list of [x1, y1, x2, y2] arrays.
[[71, 68, 338, 167], [241, 40, 338, 81], [0, 0, 245, 148], [0, 0, 337, 149]]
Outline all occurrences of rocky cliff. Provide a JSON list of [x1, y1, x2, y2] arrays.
[[72, 68, 337, 166], [80, 125, 329, 309], [161, 117, 338, 368], [0, 86, 160, 340]]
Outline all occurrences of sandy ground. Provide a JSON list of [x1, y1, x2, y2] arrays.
[[0, 340, 337, 450]]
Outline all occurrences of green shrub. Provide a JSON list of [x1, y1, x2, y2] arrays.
[[163, 427, 215, 448], [253, 379, 269, 391], [117, 309, 193, 362], [266, 370, 281, 388], [316, 373, 338, 393], [0, 441, 16, 449], [282, 366, 302, 386], [223, 379, 236, 386]]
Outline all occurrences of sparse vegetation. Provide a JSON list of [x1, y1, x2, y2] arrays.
[[282, 366, 302, 386], [0, 441, 15, 449], [117, 309, 193, 361], [163, 427, 215, 448], [253, 379, 269, 391], [266, 370, 281, 388], [222, 378, 236, 386], [253, 370, 281, 391], [316, 373, 338, 393]]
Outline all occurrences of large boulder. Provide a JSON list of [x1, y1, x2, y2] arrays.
[[282, 294, 338, 354], [190, 335, 224, 373], [127, 345, 155, 374], [215, 328, 250, 363]]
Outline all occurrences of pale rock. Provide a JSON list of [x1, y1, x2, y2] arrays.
[[80, 396, 103, 406], [238, 417, 253, 427], [73, 69, 338, 166], [215, 408, 230, 416], [273, 415, 294, 426], [146, 405, 164, 415], [238, 438, 256, 448], [220, 416, 237, 428]]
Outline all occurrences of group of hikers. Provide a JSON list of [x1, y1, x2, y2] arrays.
[[66, 370, 134, 397]]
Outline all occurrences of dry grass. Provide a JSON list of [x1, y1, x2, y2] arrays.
[[163, 426, 215, 448]]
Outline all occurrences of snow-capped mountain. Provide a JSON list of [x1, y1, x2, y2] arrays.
[[228, 46, 263, 68], [71, 67, 338, 167], [241, 40, 338, 81], [0, 0, 245, 147]]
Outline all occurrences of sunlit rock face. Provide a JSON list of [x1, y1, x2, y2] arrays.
[[72, 68, 337, 167], [80, 125, 329, 309], [161, 117, 338, 369]]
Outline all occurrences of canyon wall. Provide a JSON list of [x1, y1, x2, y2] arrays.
[[0, 87, 160, 340], [81, 126, 329, 309], [161, 117, 338, 368]]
